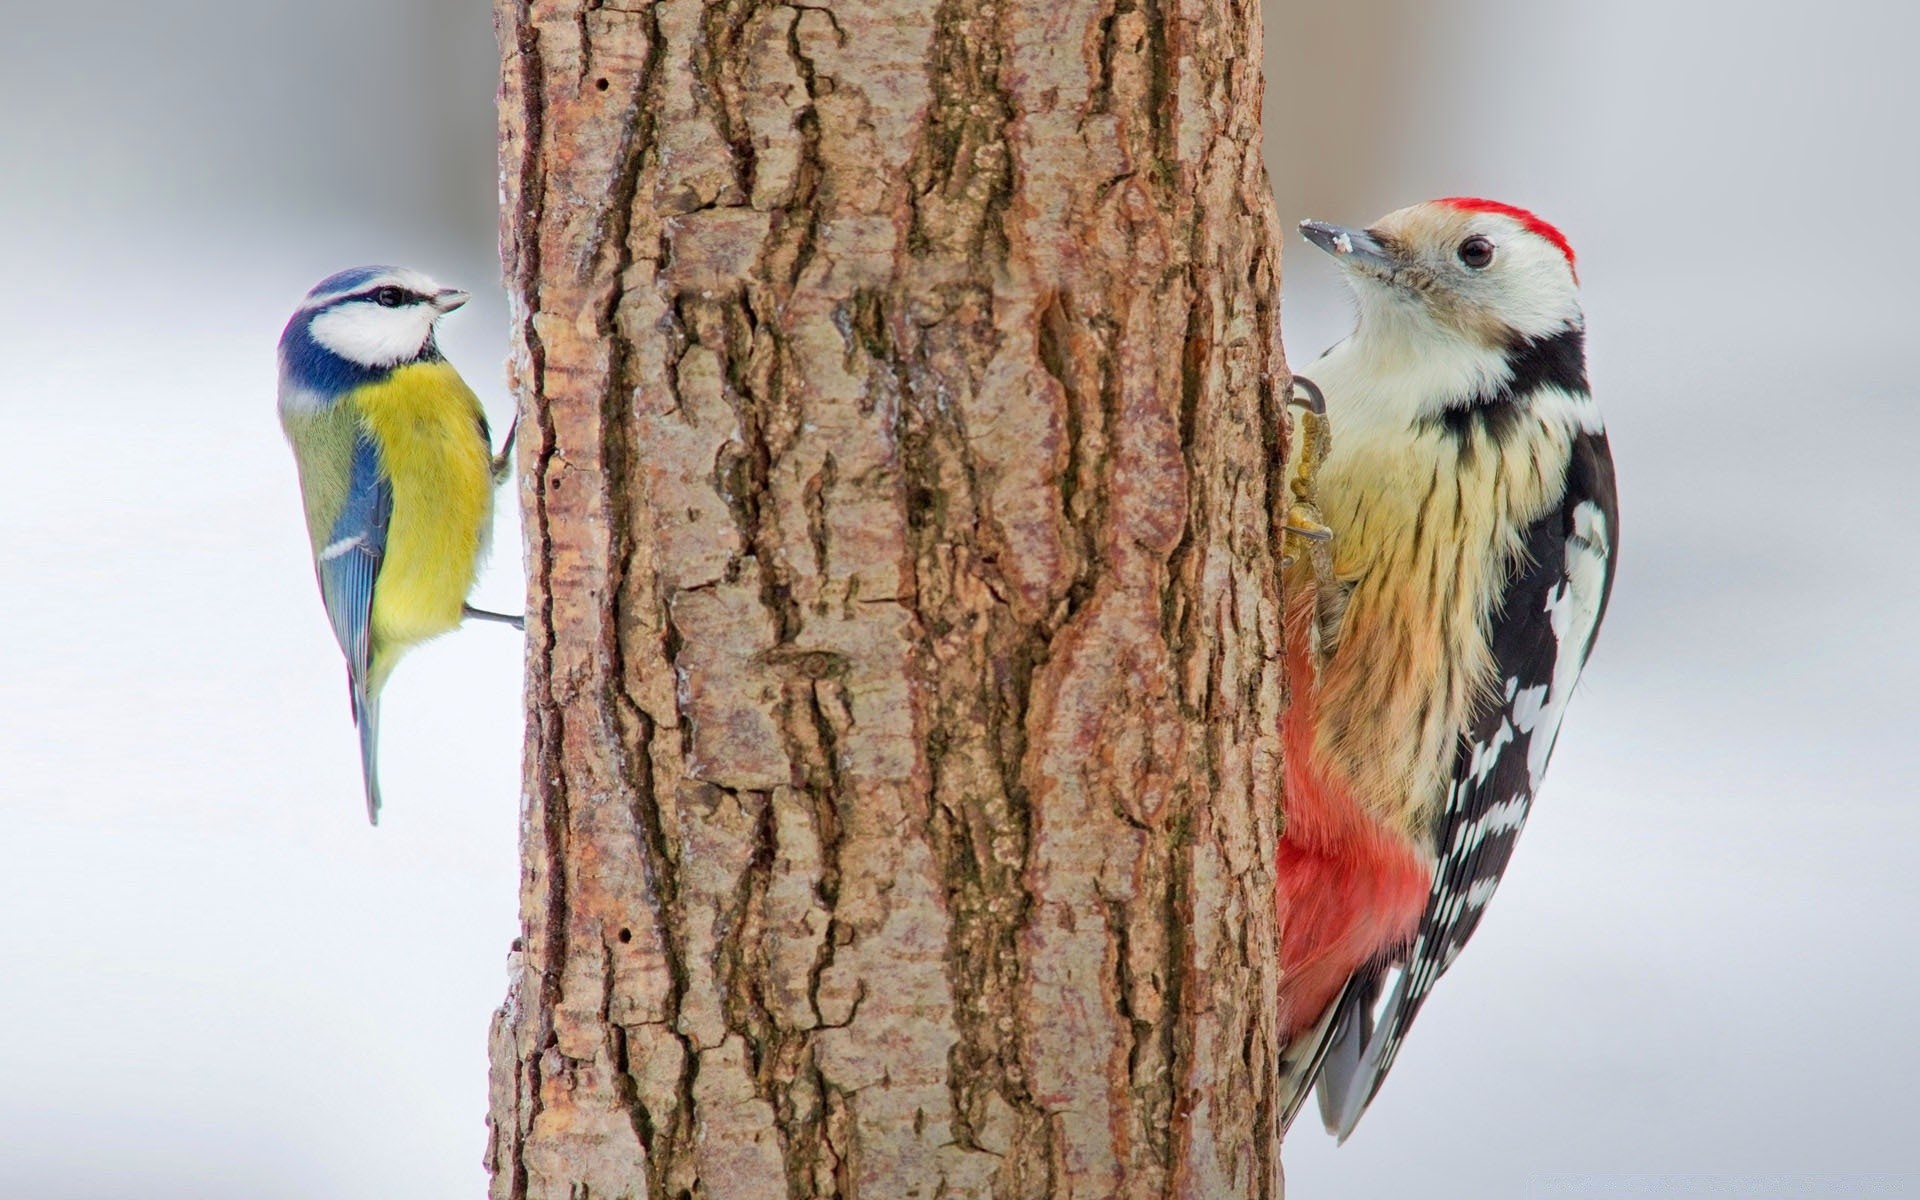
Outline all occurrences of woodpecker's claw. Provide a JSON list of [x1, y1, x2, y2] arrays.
[[1283, 504, 1334, 553], [1289, 374, 1327, 416]]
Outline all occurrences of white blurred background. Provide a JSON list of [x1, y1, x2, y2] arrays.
[[0, 2, 1913, 1197]]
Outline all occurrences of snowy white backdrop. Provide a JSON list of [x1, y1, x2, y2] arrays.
[[0, 2, 1915, 1197]]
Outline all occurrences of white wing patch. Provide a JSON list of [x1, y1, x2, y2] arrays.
[[318, 534, 364, 562], [1465, 708, 1514, 785], [1526, 501, 1610, 786], [1449, 794, 1528, 856]]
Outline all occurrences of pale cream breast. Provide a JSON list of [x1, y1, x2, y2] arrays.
[[1309, 386, 1584, 843]]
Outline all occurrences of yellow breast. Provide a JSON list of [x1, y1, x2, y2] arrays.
[[1312, 407, 1574, 840], [352, 361, 493, 673]]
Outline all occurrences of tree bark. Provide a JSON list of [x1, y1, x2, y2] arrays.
[[486, 0, 1294, 1196]]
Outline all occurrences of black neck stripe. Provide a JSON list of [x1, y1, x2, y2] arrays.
[[1424, 325, 1586, 444], [1499, 325, 1587, 400]]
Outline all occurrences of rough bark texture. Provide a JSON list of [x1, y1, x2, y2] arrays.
[[486, 0, 1294, 1196]]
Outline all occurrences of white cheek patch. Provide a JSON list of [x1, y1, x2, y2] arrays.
[[310, 301, 435, 368], [1475, 235, 1583, 341]]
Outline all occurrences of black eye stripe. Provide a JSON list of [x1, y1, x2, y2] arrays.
[[359, 285, 419, 307]]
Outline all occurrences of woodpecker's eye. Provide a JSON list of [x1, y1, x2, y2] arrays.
[[1457, 236, 1495, 269], [373, 286, 407, 307]]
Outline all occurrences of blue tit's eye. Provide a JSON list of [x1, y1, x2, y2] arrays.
[[1457, 236, 1495, 269], [374, 287, 406, 307]]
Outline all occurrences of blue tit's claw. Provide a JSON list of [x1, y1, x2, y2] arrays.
[[491, 414, 519, 484], [464, 604, 527, 631]]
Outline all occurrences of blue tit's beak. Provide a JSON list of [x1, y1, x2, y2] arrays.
[[1299, 220, 1397, 273], [432, 288, 471, 314]]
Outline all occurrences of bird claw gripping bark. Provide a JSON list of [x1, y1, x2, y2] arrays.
[[1281, 376, 1334, 569], [491, 413, 520, 485]]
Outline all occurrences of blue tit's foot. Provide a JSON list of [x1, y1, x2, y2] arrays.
[[463, 604, 526, 631]]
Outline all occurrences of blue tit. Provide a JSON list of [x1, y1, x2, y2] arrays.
[[277, 266, 519, 824]]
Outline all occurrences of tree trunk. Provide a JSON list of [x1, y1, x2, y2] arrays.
[[486, 1, 1294, 1196]]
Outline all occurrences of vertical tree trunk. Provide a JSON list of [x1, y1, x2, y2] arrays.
[[486, 0, 1294, 1196]]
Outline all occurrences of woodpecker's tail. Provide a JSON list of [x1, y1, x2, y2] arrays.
[[1277, 964, 1389, 1138], [1313, 971, 1383, 1140], [1278, 997, 1341, 1133]]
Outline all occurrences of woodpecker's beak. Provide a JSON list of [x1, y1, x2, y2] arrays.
[[1300, 220, 1397, 273], [432, 288, 471, 313]]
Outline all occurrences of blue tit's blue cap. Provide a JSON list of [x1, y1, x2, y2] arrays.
[[304, 266, 400, 304]]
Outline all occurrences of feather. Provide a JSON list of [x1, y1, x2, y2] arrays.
[[1278, 965, 1382, 1134], [1311, 428, 1617, 1137], [317, 434, 392, 824]]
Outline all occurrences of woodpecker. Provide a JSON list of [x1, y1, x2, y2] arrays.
[[1275, 198, 1618, 1139]]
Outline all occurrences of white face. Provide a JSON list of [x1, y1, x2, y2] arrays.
[[304, 267, 459, 369], [1335, 202, 1583, 345], [1299, 202, 1590, 425]]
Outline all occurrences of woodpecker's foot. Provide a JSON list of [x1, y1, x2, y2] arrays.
[[1281, 504, 1333, 570], [491, 414, 520, 485], [464, 604, 527, 631], [1283, 379, 1334, 554], [1287, 379, 1332, 496]]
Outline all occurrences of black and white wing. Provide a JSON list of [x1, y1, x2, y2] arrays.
[[1315, 428, 1618, 1139]]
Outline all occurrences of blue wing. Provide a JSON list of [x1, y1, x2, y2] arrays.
[[316, 433, 392, 824], [1316, 429, 1618, 1139]]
